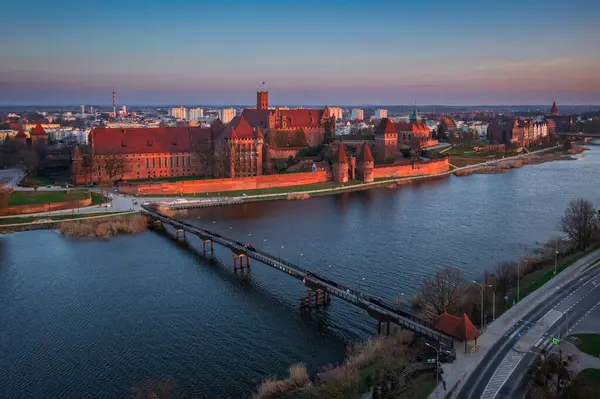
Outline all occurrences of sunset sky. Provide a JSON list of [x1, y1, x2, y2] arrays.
[[1, 0, 599, 106]]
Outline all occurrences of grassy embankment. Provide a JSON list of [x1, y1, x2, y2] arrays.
[[6, 190, 107, 207], [519, 245, 599, 301], [0, 211, 128, 226], [141, 180, 366, 198], [254, 331, 435, 399], [8, 190, 88, 206]]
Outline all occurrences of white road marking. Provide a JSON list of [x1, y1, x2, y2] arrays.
[[480, 350, 524, 399]]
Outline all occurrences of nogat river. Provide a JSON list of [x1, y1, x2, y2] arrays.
[[1, 142, 599, 398]]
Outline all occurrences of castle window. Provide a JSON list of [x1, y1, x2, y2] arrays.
[[152, 158, 156, 168], [146, 159, 149, 169], [164, 157, 168, 166], [158, 158, 161, 168], [176, 157, 180, 167]]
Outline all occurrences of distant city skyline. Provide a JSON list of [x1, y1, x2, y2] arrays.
[[1, 0, 600, 106]]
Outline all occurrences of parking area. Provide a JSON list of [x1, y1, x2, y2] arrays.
[[0, 169, 24, 189]]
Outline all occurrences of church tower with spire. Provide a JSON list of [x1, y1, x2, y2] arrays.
[[551, 101, 559, 116]]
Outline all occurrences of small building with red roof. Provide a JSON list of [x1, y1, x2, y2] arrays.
[[435, 312, 481, 354]]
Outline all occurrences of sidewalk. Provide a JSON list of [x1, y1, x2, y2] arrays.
[[429, 248, 600, 399]]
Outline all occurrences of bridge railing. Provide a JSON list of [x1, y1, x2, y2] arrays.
[[143, 207, 455, 347]]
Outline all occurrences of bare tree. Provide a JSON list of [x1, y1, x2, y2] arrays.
[[492, 261, 516, 299], [192, 151, 210, 178], [415, 266, 466, 321], [19, 149, 40, 177], [530, 349, 575, 399], [102, 156, 125, 182], [560, 198, 598, 250], [0, 189, 9, 209]]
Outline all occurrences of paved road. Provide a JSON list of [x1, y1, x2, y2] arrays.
[[0, 169, 24, 190], [456, 262, 600, 399]]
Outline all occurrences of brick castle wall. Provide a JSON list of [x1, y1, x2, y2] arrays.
[[119, 171, 329, 195], [371, 157, 449, 179]]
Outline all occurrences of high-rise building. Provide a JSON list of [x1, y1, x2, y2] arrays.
[[120, 105, 127, 115], [351, 108, 364, 120], [188, 108, 204, 121], [374, 109, 388, 119], [328, 107, 343, 120], [219, 108, 236, 124], [80, 105, 85, 114], [169, 107, 187, 119]]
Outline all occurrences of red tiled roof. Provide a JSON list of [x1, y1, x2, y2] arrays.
[[31, 124, 47, 136], [442, 119, 457, 129], [435, 312, 480, 341], [211, 118, 226, 134], [241, 109, 271, 129], [219, 116, 262, 140], [395, 121, 430, 133], [15, 128, 27, 138], [336, 144, 348, 164], [374, 118, 397, 136], [360, 142, 374, 162], [278, 109, 325, 128], [91, 126, 214, 155]]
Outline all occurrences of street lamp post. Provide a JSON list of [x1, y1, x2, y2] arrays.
[[473, 281, 492, 330], [425, 342, 440, 399], [554, 240, 559, 275]]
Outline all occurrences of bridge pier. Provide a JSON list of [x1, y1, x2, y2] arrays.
[[377, 321, 391, 336], [233, 254, 250, 271], [202, 240, 214, 254], [175, 229, 186, 241], [150, 220, 163, 230], [300, 289, 330, 310]]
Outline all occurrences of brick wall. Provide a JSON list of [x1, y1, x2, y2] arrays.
[[0, 197, 92, 216], [371, 157, 449, 179], [119, 171, 329, 195]]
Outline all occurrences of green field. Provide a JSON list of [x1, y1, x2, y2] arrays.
[[571, 334, 600, 357], [8, 190, 89, 206], [0, 211, 128, 225]]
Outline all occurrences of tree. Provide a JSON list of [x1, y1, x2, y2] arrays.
[[102, 155, 125, 182], [530, 349, 575, 399], [560, 198, 598, 250], [0, 189, 9, 209], [563, 139, 572, 151], [492, 261, 516, 299], [19, 150, 40, 176], [414, 266, 466, 321], [290, 129, 308, 147], [192, 151, 210, 178]]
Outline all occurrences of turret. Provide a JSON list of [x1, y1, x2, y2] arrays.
[[359, 142, 374, 182], [333, 144, 349, 183]]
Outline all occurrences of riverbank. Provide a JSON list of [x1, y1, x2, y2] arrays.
[[454, 145, 583, 177], [58, 213, 147, 239], [0, 211, 138, 234], [148, 144, 568, 211]]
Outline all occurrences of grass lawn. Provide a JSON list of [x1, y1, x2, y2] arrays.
[[8, 190, 89, 206], [91, 192, 108, 205], [18, 176, 55, 187], [0, 211, 128, 225], [567, 368, 600, 397], [522, 245, 599, 298], [571, 334, 600, 357]]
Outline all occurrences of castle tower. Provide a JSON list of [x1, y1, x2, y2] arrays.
[[333, 144, 349, 183], [15, 128, 27, 147], [358, 142, 374, 183], [257, 90, 269, 110], [551, 101, 559, 116]]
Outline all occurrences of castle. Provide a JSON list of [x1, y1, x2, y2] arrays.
[[72, 91, 336, 184]]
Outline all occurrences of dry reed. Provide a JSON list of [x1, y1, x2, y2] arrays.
[[254, 363, 309, 399], [59, 214, 147, 240], [287, 192, 310, 200]]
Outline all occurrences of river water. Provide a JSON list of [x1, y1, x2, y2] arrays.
[[1, 143, 599, 398]]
